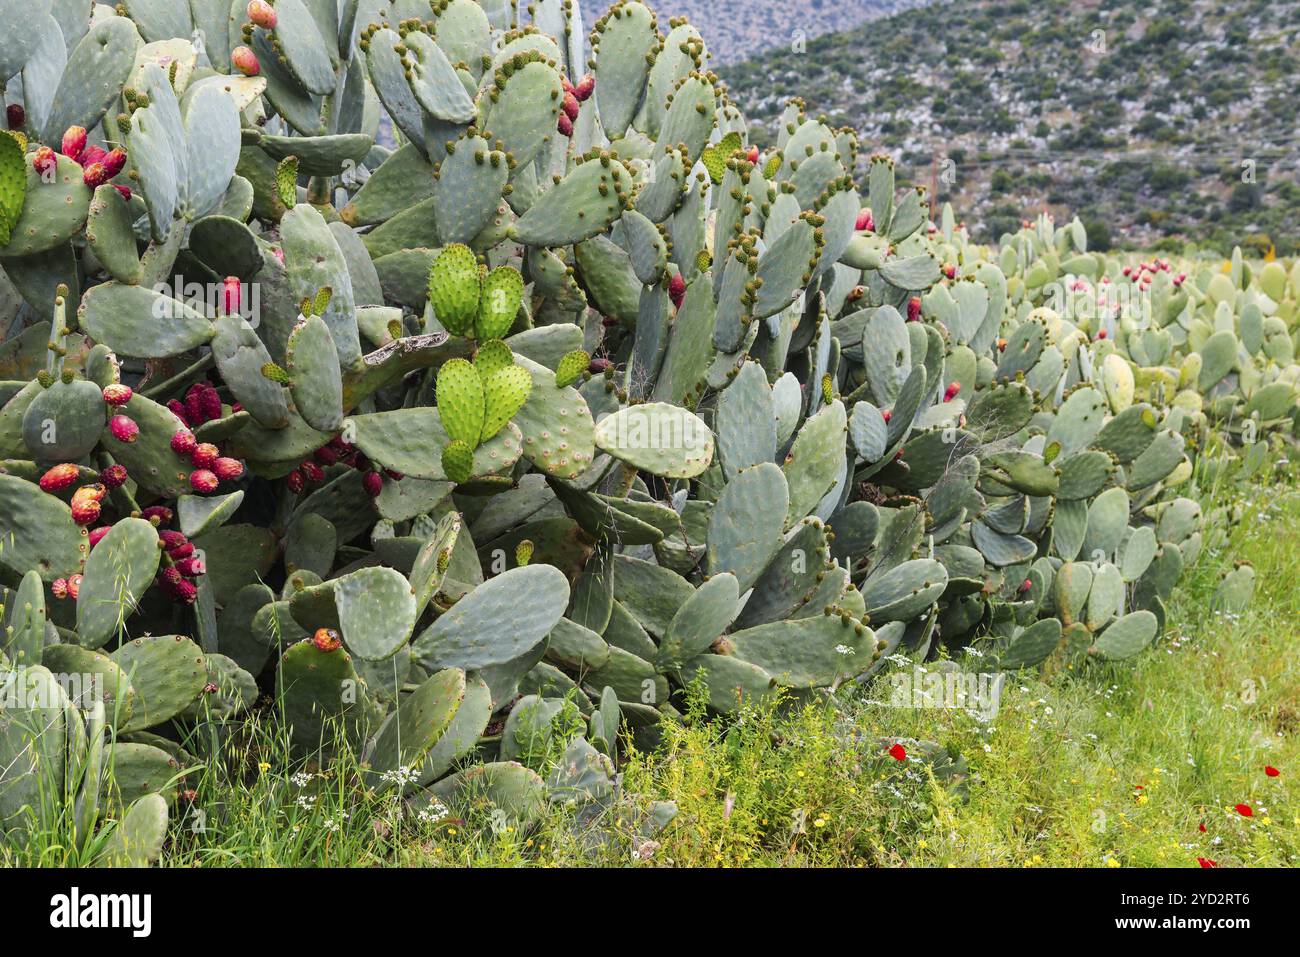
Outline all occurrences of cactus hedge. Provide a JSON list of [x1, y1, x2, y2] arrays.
[[0, 0, 1293, 861]]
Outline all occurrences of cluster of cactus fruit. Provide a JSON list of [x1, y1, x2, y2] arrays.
[[0, 0, 1291, 861]]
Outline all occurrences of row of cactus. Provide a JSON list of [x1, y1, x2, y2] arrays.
[[0, 0, 1285, 853]]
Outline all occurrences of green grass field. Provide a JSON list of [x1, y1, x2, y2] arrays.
[[7, 481, 1296, 868]]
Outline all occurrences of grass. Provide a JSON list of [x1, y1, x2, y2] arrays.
[[4, 477, 1297, 868]]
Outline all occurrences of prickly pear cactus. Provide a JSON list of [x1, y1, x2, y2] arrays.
[[0, 0, 1286, 856]]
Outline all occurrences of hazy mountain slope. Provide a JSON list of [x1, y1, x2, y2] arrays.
[[645, 0, 933, 64], [717, 0, 1300, 253]]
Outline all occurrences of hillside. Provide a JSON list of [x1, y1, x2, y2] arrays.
[[718, 0, 1300, 253], [644, 0, 932, 64]]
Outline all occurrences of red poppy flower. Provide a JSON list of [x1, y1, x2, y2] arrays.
[[1264, 766, 1280, 778], [1233, 804, 1253, 817], [1198, 822, 1206, 833], [888, 743, 907, 762], [1197, 857, 1218, 868]]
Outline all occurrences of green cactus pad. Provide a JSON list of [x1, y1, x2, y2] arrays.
[[591, 2, 657, 137], [593, 403, 714, 478], [436, 358, 486, 447], [428, 244, 481, 337], [433, 134, 507, 244], [74, 518, 160, 651], [481, 364, 532, 443], [85, 185, 143, 284], [79, 283, 214, 359], [286, 314, 345, 432], [476, 266, 524, 341], [212, 315, 291, 428], [544, 617, 612, 674], [111, 636, 207, 733], [1090, 610, 1159, 660], [0, 152, 92, 259], [511, 356, 597, 479], [20, 377, 103, 463], [0, 474, 88, 583], [334, 566, 418, 661], [863, 559, 949, 623], [278, 639, 371, 757], [97, 793, 168, 867], [656, 572, 740, 672], [782, 399, 847, 526], [512, 155, 633, 247], [726, 613, 873, 689], [706, 462, 789, 592], [41, 15, 139, 145], [281, 205, 362, 369], [412, 564, 570, 670]]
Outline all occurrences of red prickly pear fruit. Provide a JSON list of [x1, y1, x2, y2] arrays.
[[61, 126, 87, 161], [907, 296, 921, 322], [941, 263, 957, 280], [881, 409, 892, 423], [313, 628, 343, 652], [588, 357, 612, 375], [557, 113, 573, 137], [199, 386, 222, 422], [108, 414, 139, 443], [99, 464, 128, 489], [159, 566, 184, 588], [33, 146, 57, 177], [746, 145, 759, 164], [384, 469, 403, 481], [168, 542, 195, 561], [167, 399, 190, 424], [213, 457, 244, 482], [997, 337, 1008, 352], [66, 574, 83, 600], [175, 556, 206, 578], [562, 75, 574, 94], [191, 443, 220, 469], [1096, 329, 1108, 340], [71, 495, 101, 526], [102, 148, 127, 179], [88, 526, 112, 550], [573, 74, 595, 102], [1018, 578, 1033, 594], [52, 578, 70, 599], [82, 163, 109, 189], [222, 277, 241, 315], [141, 505, 173, 525], [171, 429, 197, 456], [943, 382, 961, 402], [300, 460, 325, 484], [189, 469, 219, 493], [6, 104, 24, 129], [102, 383, 133, 406], [669, 272, 686, 309], [313, 445, 339, 466], [855, 209, 874, 232], [287, 469, 306, 494], [39, 463, 81, 493], [172, 579, 198, 605], [183, 390, 204, 424], [362, 471, 384, 497], [562, 91, 580, 122], [247, 0, 277, 29], [160, 530, 188, 550], [231, 46, 261, 76], [114, 185, 132, 201], [81, 145, 107, 167]]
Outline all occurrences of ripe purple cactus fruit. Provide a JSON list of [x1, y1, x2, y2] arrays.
[[33, 146, 57, 177], [669, 272, 686, 309], [189, 469, 219, 493], [572, 74, 595, 102], [102, 383, 133, 406], [362, 471, 384, 497], [61, 126, 87, 162], [6, 104, 24, 129], [108, 414, 140, 443]]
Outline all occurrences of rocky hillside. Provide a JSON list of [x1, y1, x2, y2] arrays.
[[645, 0, 931, 64], [718, 0, 1300, 254]]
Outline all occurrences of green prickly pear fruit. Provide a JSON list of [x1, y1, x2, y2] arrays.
[[555, 350, 591, 388], [476, 265, 524, 340], [515, 540, 534, 566], [442, 440, 474, 484], [436, 358, 485, 448], [481, 365, 532, 442], [429, 244, 482, 337]]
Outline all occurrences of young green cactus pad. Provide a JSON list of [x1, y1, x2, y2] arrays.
[[0, 0, 1288, 853]]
